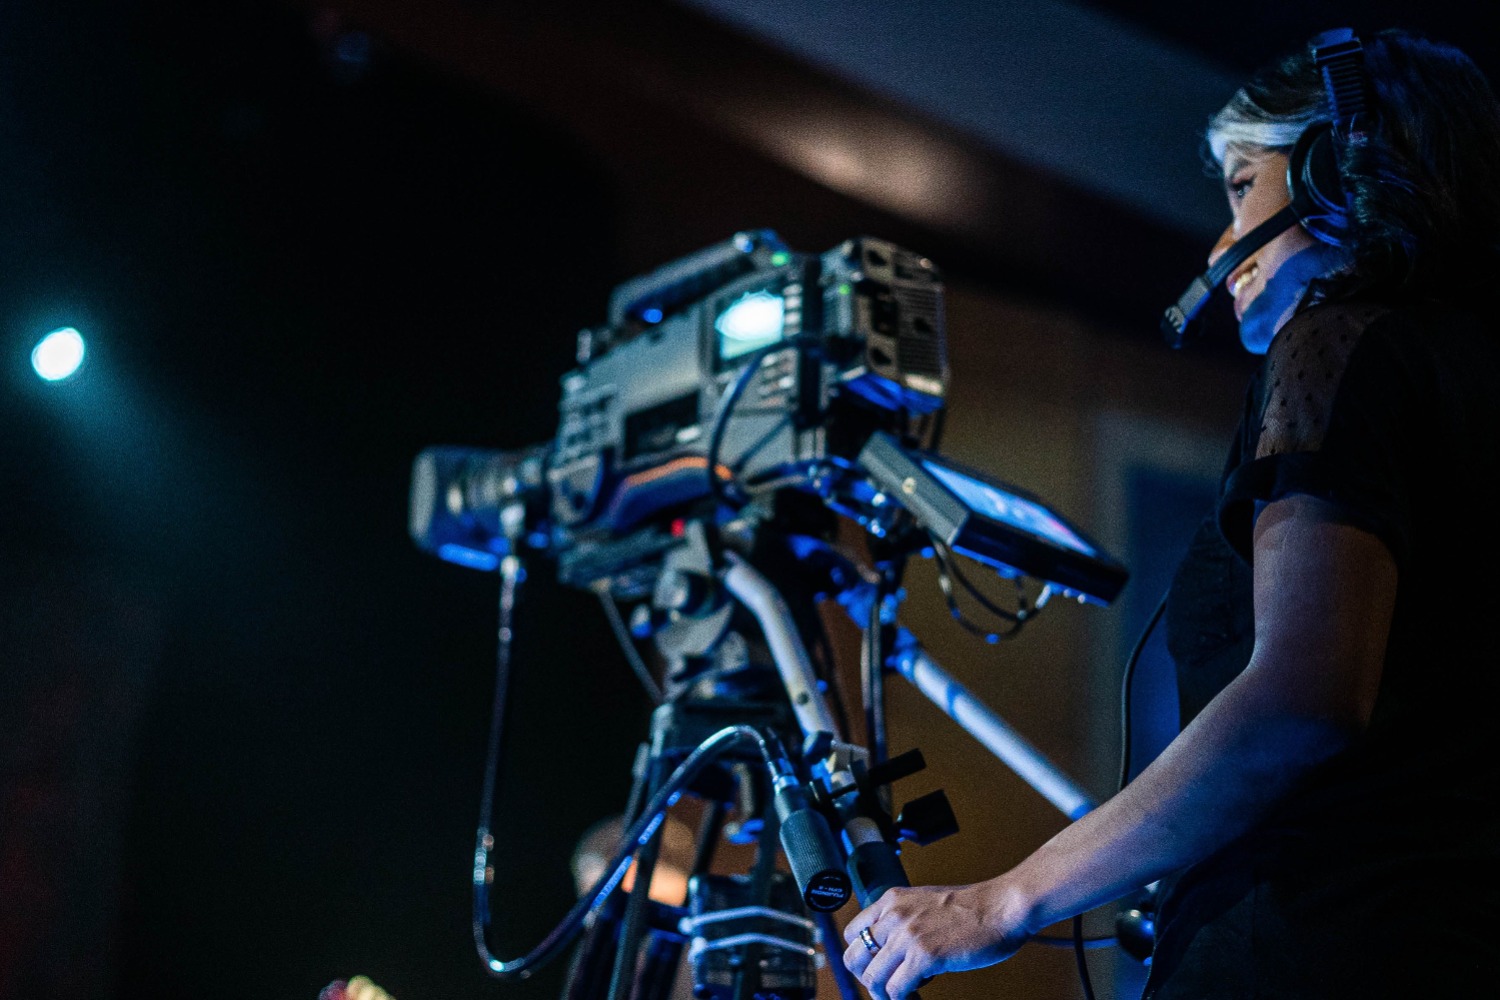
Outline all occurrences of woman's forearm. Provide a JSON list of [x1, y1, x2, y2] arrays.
[[999, 660, 1361, 934], [1000, 496, 1397, 934]]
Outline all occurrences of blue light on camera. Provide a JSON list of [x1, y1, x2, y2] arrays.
[[438, 543, 501, 572]]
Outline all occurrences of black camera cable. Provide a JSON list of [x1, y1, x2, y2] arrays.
[[706, 337, 815, 507], [928, 533, 1034, 641], [1118, 591, 1170, 793], [594, 588, 664, 704], [1067, 588, 1172, 999], [475, 721, 807, 978]]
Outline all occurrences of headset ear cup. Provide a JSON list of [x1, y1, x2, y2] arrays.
[[1288, 124, 1350, 246]]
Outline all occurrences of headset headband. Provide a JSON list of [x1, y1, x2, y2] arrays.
[[1311, 28, 1368, 130]]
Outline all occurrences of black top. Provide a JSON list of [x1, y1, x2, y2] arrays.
[[1146, 299, 1500, 998]]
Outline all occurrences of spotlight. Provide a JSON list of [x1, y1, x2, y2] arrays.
[[32, 327, 86, 382]]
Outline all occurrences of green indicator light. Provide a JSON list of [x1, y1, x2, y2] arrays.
[[770, 251, 790, 266], [838, 283, 853, 296]]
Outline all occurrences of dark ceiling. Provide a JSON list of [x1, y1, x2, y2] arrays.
[[1081, 0, 1499, 75], [280, 0, 1500, 346]]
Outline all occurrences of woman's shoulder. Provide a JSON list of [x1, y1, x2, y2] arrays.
[[1258, 296, 1445, 396], [1271, 298, 1395, 358], [1280, 293, 1496, 356], [1253, 298, 1404, 460]]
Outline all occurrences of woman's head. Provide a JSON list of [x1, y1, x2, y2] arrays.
[[1204, 30, 1500, 348], [1205, 144, 1339, 353]]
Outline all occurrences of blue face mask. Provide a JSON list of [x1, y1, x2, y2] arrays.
[[1238, 241, 1348, 354]]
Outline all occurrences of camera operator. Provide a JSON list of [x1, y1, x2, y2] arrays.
[[843, 29, 1500, 998]]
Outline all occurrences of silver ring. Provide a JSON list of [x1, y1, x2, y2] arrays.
[[860, 927, 880, 954]]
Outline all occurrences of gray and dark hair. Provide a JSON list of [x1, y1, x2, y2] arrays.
[[1206, 85, 1321, 166]]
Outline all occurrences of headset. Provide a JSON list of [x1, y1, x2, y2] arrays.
[[1162, 28, 1370, 348]]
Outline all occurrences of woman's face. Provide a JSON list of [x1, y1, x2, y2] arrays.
[[1209, 145, 1336, 353]]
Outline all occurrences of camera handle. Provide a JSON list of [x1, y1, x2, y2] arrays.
[[717, 549, 1094, 853], [721, 553, 840, 741], [726, 555, 1100, 1000]]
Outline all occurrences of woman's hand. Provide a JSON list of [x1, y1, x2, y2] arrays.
[[841, 879, 1032, 1000], [319, 976, 396, 1000]]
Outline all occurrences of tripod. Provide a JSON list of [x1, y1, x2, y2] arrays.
[[467, 510, 1099, 1000]]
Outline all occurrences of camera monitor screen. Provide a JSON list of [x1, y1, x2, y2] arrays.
[[857, 432, 1127, 605], [920, 460, 1096, 557], [714, 289, 787, 362]]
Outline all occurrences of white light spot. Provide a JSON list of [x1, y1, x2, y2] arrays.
[[716, 290, 785, 345], [32, 328, 86, 382]]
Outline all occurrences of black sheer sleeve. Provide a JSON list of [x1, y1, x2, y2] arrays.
[[1218, 301, 1422, 567]]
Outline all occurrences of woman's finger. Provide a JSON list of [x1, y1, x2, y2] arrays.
[[843, 933, 877, 981], [842, 894, 889, 946], [884, 953, 932, 1000], [858, 932, 907, 1000]]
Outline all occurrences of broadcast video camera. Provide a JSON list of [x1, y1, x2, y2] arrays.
[[411, 230, 946, 584], [409, 231, 1126, 1000], [411, 229, 1119, 604]]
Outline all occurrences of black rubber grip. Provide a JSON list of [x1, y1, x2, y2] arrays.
[[778, 809, 852, 912], [848, 841, 910, 906], [850, 841, 929, 1000]]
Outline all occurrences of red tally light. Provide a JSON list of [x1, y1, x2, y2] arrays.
[[671, 518, 687, 537]]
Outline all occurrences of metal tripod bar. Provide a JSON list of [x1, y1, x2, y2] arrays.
[[727, 562, 1094, 820], [722, 553, 840, 739], [836, 588, 1096, 821], [890, 636, 1095, 820]]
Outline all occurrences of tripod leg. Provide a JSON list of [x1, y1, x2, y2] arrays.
[[562, 742, 656, 1000], [636, 799, 732, 1000], [861, 569, 897, 767], [633, 930, 685, 1000], [563, 895, 626, 1000], [690, 799, 728, 879], [815, 911, 860, 1000], [731, 795, 779, 1000], [608, 756, 666, 1000]]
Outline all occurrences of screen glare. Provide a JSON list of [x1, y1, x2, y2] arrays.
[[923, 459, 1096, 556], [715, 290, 785, 361]]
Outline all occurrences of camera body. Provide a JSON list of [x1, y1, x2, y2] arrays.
[[412, 230, 949, 591]]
